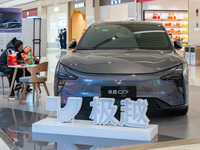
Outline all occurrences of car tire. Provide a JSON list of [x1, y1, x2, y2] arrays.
[[3, 24, 8, 29], [7, 24, 11, 28], [171, 106, 188, 116]]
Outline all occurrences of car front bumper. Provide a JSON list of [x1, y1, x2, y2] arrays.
[[54, 65, 188, 110]]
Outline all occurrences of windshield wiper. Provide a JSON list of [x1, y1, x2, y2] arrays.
[[76, 48, 95, 50]]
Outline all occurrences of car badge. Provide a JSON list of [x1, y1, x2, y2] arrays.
[[132, 75, 135, 77], [115, 80, 122, 85]]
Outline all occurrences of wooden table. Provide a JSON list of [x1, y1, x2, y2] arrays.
[[8, 65, 36, 97]]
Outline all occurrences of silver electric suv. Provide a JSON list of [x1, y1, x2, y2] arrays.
[[54, 21, 189, 117]]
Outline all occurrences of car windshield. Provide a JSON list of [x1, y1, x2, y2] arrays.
[[77, 23, 173, 50]]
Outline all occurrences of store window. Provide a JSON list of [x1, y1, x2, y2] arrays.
[[48, 13, 67, 48], [143, 10, 188, 47], [46, 4, 68, 48]]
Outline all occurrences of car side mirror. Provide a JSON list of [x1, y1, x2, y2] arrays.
[[68, 41, 77, 49], [174, 40, 182, 50]]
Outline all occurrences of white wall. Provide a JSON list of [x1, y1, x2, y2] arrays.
[[22, 19, 47, 57], [188, 0, 200, 45], [144, 0, 188, 10], [99, 2, 136, 22]]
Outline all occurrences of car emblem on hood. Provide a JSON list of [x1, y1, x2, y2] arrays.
[[115, 80, 122, 85]]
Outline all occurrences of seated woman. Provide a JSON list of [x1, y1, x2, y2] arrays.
[[0, 37, 31, 96]]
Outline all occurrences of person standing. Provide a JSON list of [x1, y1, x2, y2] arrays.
[[58, 29, 63, 49], [62, 28, 67, 49]]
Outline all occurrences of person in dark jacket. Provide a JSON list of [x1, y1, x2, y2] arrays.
[[58, 29, 63, 49], [62, 28, 67, 49], [0, 37, 31, 96]]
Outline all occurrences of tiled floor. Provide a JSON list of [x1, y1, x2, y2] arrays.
[[189, 65, 200, 86], [0, 49, 200, 149], [102, 139, 200, 150], [150, 144, 200, 150]]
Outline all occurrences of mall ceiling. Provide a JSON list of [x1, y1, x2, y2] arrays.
[[0, 0, 36, 7], [0, 0, 14, 5]]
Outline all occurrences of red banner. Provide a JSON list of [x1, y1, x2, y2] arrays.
[[137, 0, 155, 2]]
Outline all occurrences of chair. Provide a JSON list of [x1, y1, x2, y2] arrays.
[[0, 72, 9, 95], [19, 62, 50, 105]]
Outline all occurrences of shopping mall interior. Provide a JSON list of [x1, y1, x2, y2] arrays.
[[1, 0, 200, 149]]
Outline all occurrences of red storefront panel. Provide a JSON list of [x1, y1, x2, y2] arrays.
[[22, 8, 37, 18], [137, 0, 155, 2]]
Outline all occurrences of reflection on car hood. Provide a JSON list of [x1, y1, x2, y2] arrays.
[[60, 50, 184, 74]]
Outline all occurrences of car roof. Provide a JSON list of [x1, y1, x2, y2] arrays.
[[91, 21, 161, 26]]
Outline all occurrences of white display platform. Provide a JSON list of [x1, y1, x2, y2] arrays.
[[32, 118, 158, 141]]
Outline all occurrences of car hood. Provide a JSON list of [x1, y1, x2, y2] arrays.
[[60, 50, 184, 74]]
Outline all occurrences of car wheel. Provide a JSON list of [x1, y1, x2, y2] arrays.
[[7, 24, 11, 28], [171, 106, 188, 116]]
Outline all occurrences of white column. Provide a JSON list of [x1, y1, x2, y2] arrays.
[[85, 0, 95, 28], [94, 0, 100, 23]]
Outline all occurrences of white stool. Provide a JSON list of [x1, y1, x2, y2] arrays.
[[0, 72, 9, 95]]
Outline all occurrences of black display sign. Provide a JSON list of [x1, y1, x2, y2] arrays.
[[101, 86, 137, 98]]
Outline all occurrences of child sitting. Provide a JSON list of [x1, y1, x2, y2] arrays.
[[22, 46, 40, 64]]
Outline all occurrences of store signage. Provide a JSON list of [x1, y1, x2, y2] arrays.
[[111, 0, 121, 5], [46, 96, 149, 128], [137, 0, 155, 3], [75, 3, 85, 8]]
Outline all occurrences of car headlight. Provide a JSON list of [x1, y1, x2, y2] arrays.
[[160, 65, 183, 80], [58, 63, 78, 80], [57, 63, 78, 94], [160, 64, 188, 94], [58, 72, 78, 80]]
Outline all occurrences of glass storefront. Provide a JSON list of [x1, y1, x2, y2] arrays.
[[46, 3, 68, 48]]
